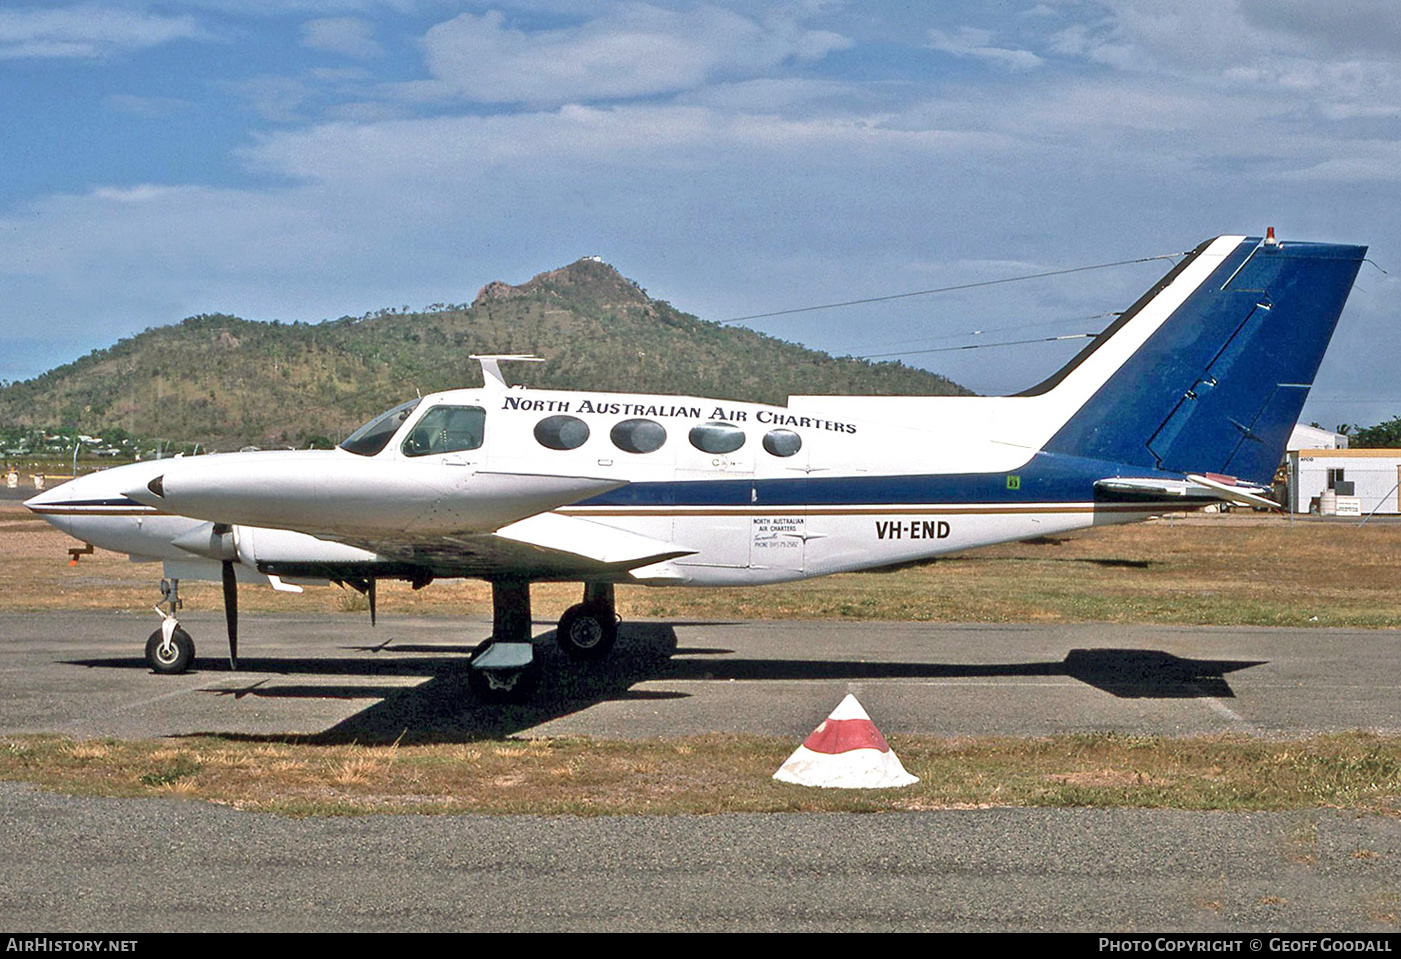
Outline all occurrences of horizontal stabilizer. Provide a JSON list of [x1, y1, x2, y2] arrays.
[[494, 512, 696, 569], [1184, 473, 1280, 511], [1095, 474, 1278, 511]]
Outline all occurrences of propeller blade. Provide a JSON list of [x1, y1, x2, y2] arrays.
[[369, 578, 377, 627], [221, 559, 239, 670]]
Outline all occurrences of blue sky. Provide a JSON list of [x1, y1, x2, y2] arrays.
[[1, 1, 1397, 429]]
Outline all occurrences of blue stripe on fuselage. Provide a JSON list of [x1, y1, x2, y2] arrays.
[[580, 451, 1181, 508], [31, 497, 147, 509]]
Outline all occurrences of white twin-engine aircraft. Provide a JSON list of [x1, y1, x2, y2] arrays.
[[26, 234, 1367, 700]]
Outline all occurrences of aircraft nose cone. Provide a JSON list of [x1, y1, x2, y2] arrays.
[[23, 488, 53, 510], [23, 483, 74, 536], [23, 480, 72, 511]]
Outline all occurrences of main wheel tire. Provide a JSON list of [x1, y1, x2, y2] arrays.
[[555, 602, 618, 660], [145, 627, 195, 674]]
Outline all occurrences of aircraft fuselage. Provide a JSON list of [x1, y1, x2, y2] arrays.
[[33, 383, 1178, 589]]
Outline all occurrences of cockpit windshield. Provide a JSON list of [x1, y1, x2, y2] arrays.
[[339, 398, 422, 456]]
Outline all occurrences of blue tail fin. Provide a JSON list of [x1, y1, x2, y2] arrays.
[[1040, 235, 1366, 485]]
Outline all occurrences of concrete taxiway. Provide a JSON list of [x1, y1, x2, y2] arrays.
[[2, 610, 1401, 739], [0, 611, 1397, 741], [3, 781, 1398, 932]]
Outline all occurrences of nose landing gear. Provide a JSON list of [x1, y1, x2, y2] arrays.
[[146, 578, 196, 674]]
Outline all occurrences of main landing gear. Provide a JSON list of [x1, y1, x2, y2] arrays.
[[556, 582, 619, 661], [468, 579, 621, 703]]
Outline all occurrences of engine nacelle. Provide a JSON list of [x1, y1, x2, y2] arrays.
[[233, 526, 382, 566], [124, 449, 624, 539]]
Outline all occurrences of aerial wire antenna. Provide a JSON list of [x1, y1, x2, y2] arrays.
[[860, 331, 1101, 360], [849, 310, 1120, 357], [718, 251, 1188, 325]]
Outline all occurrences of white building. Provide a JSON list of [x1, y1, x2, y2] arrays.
[[1289, 448, 1401, 515], [1288, 424, 1347, 451]]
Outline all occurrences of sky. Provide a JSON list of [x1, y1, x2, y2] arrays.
[[1, 0, 1397, 430]]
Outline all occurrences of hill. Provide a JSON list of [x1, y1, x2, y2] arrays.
[[0, 258, 971, 450]]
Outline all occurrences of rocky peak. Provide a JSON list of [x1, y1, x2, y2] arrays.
[[473, 256, 649, 310]]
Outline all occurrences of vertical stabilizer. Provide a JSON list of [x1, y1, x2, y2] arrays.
[[1040, 235, 1366, 484]]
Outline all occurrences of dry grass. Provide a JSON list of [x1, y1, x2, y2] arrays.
[[7, 502, 1401, 628], [1, 732, 1397, 817]]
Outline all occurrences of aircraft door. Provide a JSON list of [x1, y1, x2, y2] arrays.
[[673, 420, 754, 569], [748, 427, 808, 577]]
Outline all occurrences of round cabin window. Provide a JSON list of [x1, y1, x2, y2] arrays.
[[762, 429, 802, 457], [534, 415, 591, 451], [610, 418, 667, 454], [689, 421, 746, 455]]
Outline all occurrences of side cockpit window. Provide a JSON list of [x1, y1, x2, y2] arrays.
[[339, 398, 421, 457], [402, 405, 486, 457]]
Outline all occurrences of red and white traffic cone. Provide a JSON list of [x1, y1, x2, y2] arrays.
[[773, 694, 918, 788]]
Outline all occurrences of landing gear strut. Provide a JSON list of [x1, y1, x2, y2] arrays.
[[468, 578, 540, 703], [146, 578, 196, 674], [555, 582, 619, 660], [467, 580, 624, 702]]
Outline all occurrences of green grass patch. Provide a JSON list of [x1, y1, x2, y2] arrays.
[[139, 754, 202, 787]]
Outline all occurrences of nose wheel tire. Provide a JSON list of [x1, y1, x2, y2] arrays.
[[555, 603, 618, 660], [146, 627, 195, 674]]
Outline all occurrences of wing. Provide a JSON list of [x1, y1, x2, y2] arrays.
[[314, 512, 697, 583]]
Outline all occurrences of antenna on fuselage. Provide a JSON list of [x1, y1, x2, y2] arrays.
[[471, 354, 544, 391]]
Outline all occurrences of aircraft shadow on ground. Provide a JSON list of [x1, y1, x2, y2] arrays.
[[73, 625, 1268, 745]]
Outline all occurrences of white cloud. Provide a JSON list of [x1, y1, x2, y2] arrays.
[[1047, 0, 1398, 89], [0, 3, 204, 59], [1046, 1, 1306, 73], [1238, 0, 1401, 58], [0, 97, 1013, 357], [675, 76, 887, 115], [1275, 140, 1401, 182], [301, 16, 382, 59], [1034, 0, 1401, 166], [927, 27, 1044, 71], [235, 102, 997, 193], [421, 4, 850, 105]]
